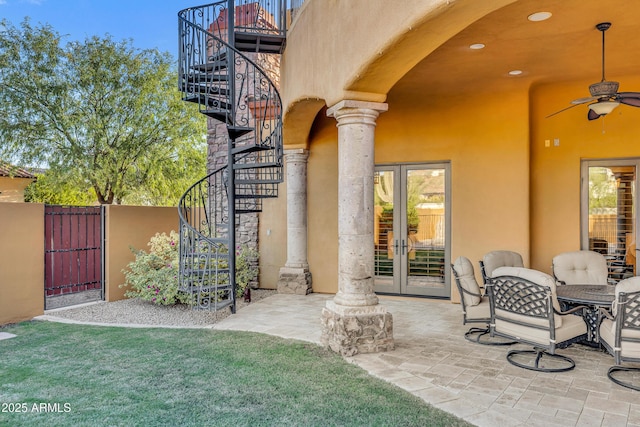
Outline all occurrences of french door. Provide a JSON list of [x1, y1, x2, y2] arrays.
[[581, 159, 639, 281], [373, 163, 451, 297]]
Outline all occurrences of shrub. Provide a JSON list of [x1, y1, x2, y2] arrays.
[[121, 232, 259, 305], [235, 244, 259, 298], [120, 231, 188, 305]]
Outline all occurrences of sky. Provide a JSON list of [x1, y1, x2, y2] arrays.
[[0, 0, 196, 57]]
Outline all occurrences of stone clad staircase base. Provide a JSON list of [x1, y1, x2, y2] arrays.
[[320, 301, 394, 356]]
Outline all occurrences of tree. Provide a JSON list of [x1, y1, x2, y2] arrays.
[[589, 167, 617, 212], [24, 171, 96, 205], [0, 19, 206, 205]]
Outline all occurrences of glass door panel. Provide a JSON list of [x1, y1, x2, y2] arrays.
[[374, 168, 399, 293], [374, 164, 451, 298], [405, 167, 448, 296], [582, 160, 638, 282]]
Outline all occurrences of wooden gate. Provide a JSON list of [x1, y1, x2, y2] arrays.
[[44, 205, 104, 310]]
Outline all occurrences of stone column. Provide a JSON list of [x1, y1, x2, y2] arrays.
[[277, 149, 312, 294], [321, 100, 394, 356]]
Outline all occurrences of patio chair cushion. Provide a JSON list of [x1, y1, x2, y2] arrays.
[[495, 310, 586, 347], [552, 250, 608, 285], [492, 266, 563, 326], [600, 317, 640, 359], [453, 256, 481, 306], [465, 297, 489, 319], [483, 250, 524, 278]]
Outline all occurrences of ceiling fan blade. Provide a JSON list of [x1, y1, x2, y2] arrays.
[[619, 97, 640, 107], [588, 109, 601, 120], [617, 91, 640, 99], [546, 103, 581, 118], [571, 97, 597, 104]]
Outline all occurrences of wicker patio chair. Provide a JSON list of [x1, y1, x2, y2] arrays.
[[599, 276, 640, 391], [488, 266, 588, 372], [552, 250, 608, 285], [451, 256, 514, 346], [479, 250, 524, 286]]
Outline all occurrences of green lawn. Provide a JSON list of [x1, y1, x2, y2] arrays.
[[0, 321, 471, 427]]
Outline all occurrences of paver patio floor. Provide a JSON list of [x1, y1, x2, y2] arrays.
[[212, 293, 640, 427]]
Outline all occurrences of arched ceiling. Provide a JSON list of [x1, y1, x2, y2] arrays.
[[389, 0, 640, 107]]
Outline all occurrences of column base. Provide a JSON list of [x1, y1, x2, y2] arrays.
[[320, 300, 394, 356], [277, 267, 312, 295]]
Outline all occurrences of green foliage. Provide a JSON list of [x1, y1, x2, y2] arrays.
[[24, 171, 96, 205], [121, 232, 259, 305], [589, 167, 617, 212], [121, 231, 188, 305], [0, 18, 206, 205], [235, 244, 259, 298]]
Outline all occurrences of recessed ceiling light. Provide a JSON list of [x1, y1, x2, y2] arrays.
[[469, 43, 485, 50], [528, 12, 552, 22], [508, 70, 523, 76]]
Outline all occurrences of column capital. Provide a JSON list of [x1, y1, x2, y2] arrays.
[[326, 100, 388, 125], [284, 148, 309, 163]]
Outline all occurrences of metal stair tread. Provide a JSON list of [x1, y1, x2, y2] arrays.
[[234, 31, 286, 54], [183, 93, 232, 110], [231, 143, 272, 155], [178, 283, 233, 293], [202, 109, 232, 123], [182, 268, 231, 275], [184, 83, 231, 97], [182, 252, 229, 259], [235, 178, 282, 185], [233, 161, 281, 170], [190, 59, 229, 72], [181, 72, 229, 84], [228, 126, 254, 139]]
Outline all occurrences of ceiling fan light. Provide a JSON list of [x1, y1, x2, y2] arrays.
[[589, 101, 620, 115]]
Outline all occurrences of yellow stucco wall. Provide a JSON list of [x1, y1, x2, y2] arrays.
[[0, 204, 180, 324], [0, 176, 34, 203], [0, 203, 44, 324], [282, 0, 515, 145], [104, 205, 179, 301], [530, 75, 640, 273], [259, 180, 287, 289], [300, 90, 531, 295], [306, 117, 339, 293], [262, 0, 640, 300]]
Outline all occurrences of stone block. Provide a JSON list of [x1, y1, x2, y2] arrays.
[[320, 303, 394, 356], [277, 267, 312, 295]]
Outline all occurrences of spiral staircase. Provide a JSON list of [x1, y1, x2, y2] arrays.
[[177, 1, 285, 311]]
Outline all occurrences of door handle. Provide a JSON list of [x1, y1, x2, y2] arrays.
[[394, 240, 399, 255], [401, 239, 407, 255]]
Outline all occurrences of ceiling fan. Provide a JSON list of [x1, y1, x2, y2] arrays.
[[547, 22, 640, 120]]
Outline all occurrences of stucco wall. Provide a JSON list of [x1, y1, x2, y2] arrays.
[[0, 176, 34, 203], [0, 204, 180, 325], [104, 205, 179, 301], [281, 0, 515, 146], [300, 90, 530, 296], [258, 178, 288, 289], [263, 0, 640, 300], [0, 203, 44, 324], [530, 75, 640, 273]]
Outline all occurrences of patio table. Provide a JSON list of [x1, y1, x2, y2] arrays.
[[556, 284, 615, 345]]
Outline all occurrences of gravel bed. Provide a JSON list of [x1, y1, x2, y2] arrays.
[[46, 289, 276, 327]]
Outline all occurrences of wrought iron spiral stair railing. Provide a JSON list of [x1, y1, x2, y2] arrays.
[[178, 1, 285, 311]]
